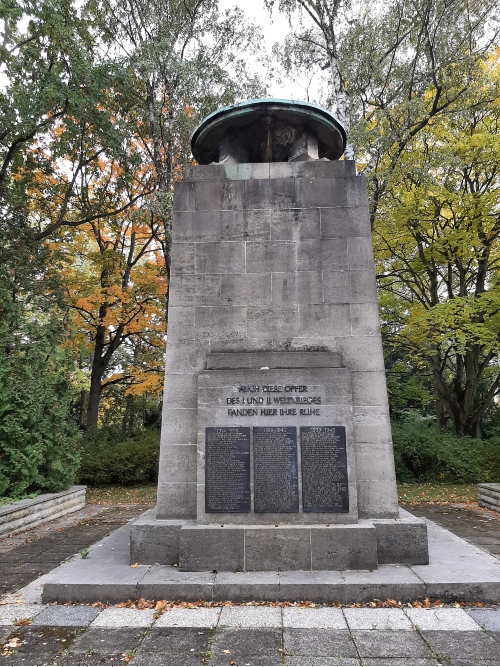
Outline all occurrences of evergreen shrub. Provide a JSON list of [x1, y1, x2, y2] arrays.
[[392, 418, 500, 483], [0, 346, 80, 499], [78, 428, 160, 486]]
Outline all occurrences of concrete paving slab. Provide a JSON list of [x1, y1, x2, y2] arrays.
[[133, 626, 210, 662], [421, 630, 500, 665], [362, 660, 439, 666], [154, 606, 221, 627], [33, 604, 100, 626], [83, 523, 132, 563], [0, 625, 81, 657], [0, 628, 11, 643], [218, 605, 282, 627], [467, 607, 500, 631], [405, 607, 482, 631], [207, 656, 282, 666], [282, 607, 347, 628], [283, 628, 359, 658], [57, 652, 132, 665], [1, 572, 52, 604], [89, 607, 154, 628], [351, 629, 433, 658], [209, 627, 282, 661], [344, 607, 413, 630], [131, 654, 204, 665], [0, 603, 45, 624], [66, 627, 147, 655], [136, 564, 215, 601], [285, 658, 361, 666]]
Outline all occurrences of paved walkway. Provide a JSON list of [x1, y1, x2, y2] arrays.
[[403, 502, 500, 559], [0, 505, 148, 598], [1, 602, 500, 664], [2, 502, 500, 665]]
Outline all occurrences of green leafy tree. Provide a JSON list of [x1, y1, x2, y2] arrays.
[[90, 0, 265, 318], [375, 54, 500, 436], [267, 0, 499, 225]]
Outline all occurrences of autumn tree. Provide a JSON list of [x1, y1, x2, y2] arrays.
[[91, 0, 265, 324], [267, 0, 499, 224], [60, 198, 167, 430], [375, 54, 500, 437]]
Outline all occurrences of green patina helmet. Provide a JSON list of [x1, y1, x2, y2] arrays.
[[191, 98, 346, 164]]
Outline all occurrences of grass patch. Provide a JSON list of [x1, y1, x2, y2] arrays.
[[398, 482, 477, 504], [86, 484, 157, 505], [87, 482, 478, 506]]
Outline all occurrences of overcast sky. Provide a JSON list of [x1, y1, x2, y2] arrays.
[[218, 0, 323, 102]]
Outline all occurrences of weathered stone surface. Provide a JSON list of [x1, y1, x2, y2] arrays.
[[478, 483, 500, 511], [245, 527, 311, 571], [130, 511, 184, 566], [372, 516, 429, 565], [156, 482, 197, 521], [154, 153, 403, 553], [179, 523, 244, 571], [245, 178, 297, 209], [221, 272, 270, 306], [246, 240, 296, 273], [270, 208, 320, 241], [311, 525, 378, 570], [0, 486, 86, 537], [272, 271, 323, 305]]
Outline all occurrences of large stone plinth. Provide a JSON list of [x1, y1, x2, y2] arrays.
[[130, 510, 429, 571]]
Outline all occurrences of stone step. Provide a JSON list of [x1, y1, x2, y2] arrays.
[[41, 512, 500, 605]]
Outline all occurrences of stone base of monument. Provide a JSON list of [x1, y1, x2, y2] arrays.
[[41, 508, 500, 605], [129, 511, 429, 571]]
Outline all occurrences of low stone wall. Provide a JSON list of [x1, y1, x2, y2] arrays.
[[0, 486, 86, 536], [478, 483, 500, 512]]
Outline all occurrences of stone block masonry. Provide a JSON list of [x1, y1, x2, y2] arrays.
[[0, 486, 86, 536], [156, 160, 399, 525]]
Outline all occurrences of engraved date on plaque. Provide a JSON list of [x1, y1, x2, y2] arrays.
[[253, 426, 299, 513], [301, 426, 349, 513], [205, 427, 251, 513]]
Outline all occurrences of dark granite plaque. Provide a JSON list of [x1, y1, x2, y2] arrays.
[[205, 427, 251, 513], [300, 426, 349, 513], [253, 426, 299, 513]]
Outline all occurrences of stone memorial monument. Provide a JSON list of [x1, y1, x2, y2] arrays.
[[131, 98, 428, 571]]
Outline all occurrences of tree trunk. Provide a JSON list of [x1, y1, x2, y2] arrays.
[[79, 390, 88, 429], [435, 399, 449, 433], [86, 362, 104, 431]]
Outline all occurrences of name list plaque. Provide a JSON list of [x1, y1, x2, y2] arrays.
[[300, 426, 349, 513], [253, 426, 299, 513], [205, 427, 251, 513]]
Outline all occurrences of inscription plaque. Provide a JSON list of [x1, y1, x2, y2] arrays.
[[205, 427, 250, 513], [301, 426, 349, 513], [253, 426, 299, 513]]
